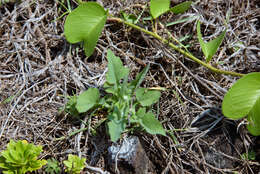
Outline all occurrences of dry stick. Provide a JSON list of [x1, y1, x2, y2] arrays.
[[107, 17, 244, 77]]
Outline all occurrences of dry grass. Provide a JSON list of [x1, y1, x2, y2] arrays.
[[0, 0, 260, 173]]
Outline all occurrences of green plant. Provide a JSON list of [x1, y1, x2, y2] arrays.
[[241, 151, 256, 161], [73, 49, 165, 142], [61, 0, 254, 142], [45, 158, 61, 174], [196, 20, 227, 63], [64, 95, 79, 117], [63, 154, 86, 174], [150, 0, 192, 19], [64, 2, 108, 57], [0, 140, 47, 174], [64, 1, 243, 77], [222, 72, 260, 136]]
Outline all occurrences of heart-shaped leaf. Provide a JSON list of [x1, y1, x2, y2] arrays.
[[136, 88, 161, 106], [197, 20, 226, 63], [170, 1, 192, 14], [150, 0, 170, 19], [106, 49, 129, 86], [222, 72, 260, 120], [64, 2, 107, 57], [76, 88, 100, 113]]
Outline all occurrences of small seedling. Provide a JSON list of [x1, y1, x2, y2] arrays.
[[241, 151, 256, 161], [197, 20, 227, 63], [45, 158, 61, 174], [0, 140, 47, 174], [64, 95, 79, 117], [222, 72, 260, 136], [63, 154, 86, 174]]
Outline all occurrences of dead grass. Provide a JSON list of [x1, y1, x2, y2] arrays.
[[0, 0, 260, 173]]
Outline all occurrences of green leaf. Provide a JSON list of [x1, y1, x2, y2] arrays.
[[107, 119, 125, 142], [130, 64, 150, 92], [170, 1, 192, 14], [106, 50, 129, 85], [241, 151, 256, 161], [222, 73, 260, 121], [166, 16, 198, 27], [64, 2, 107, 57], [63, 155, 85, 174], [64, 95, 79, 117], [76, 88, 100, 113], [197, 20, 227, 63], [150, 0, 170, 19], [139, 112, 166, 136], [136, 107, 146, 119], [136, 88, 161, 106], [247, 97, 260, 136]]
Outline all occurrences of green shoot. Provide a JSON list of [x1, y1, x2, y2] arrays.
[[63, 154, 86, 174], [197, 20, 227, 63]]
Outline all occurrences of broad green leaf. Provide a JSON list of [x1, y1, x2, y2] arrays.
[[106, 50, 129, 85], [107, 107, 126, 142], [170, 1, 192, 14], [197, 20, 227, 63], [222, 72, 260, 120], [76, 88, 100, 113], [108, 119, 125, 142], [139, 112, 166, 136], [130, 64, 150, 92], [136, 88, 161, 106], [64, 2, 107, 57], [150, 0, 170, 19], [247, 97, 260, 136]]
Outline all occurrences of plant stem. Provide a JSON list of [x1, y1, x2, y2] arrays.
[[108, 17, 244, 77]]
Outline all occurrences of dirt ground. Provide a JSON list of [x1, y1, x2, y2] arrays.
[[0, 0, 260, 173]]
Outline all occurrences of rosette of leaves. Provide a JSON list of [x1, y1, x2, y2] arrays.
[[0, 140, 47, 174], [73, 49, 166, 142], [63, 155, 86, 174], [45, 158, 61, 174]]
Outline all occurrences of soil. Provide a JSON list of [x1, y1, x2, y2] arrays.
[[0, 0, 260, 173]]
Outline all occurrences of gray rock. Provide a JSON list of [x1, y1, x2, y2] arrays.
[[108, 136, 155, 174]]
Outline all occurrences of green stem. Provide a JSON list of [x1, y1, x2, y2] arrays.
[[108, 17, 244, 77], [54, 127, 88, 141]]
